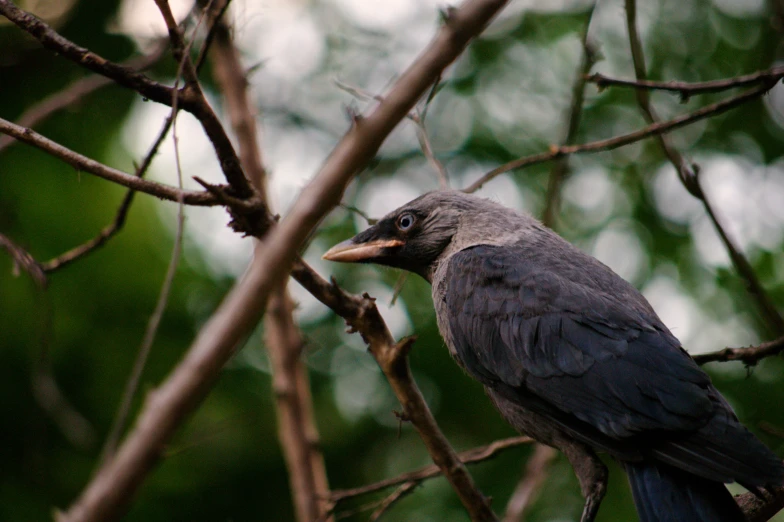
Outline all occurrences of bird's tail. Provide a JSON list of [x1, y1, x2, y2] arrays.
[[624, 460, 745, 522]]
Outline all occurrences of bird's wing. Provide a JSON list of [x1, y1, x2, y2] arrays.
[[443, 244, 714, 440]]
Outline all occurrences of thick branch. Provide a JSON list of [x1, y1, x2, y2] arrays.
[[265, 278, 331, 522], [58, 2, 509, 521], [464, 80, 776, 193]]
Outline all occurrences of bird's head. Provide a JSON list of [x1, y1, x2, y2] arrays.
[[323, 190, 530, 281]]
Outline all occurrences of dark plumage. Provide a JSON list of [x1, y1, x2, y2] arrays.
[[323, 190, 784, 522]]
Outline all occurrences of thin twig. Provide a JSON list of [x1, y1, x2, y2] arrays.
[[463, 81, 777, 193], [329, 435, 533, 504], [414, 76, 449, 188], [41, 115, 174, 272], [194, 0, 232, 72], [32, 294, 97, 450], [623, 0, 784, 335], [0, 39, 169, 153], [702, 195, 784, 335], [502, 444, 558, 522], [339, 204, 377, 225], [369, 482, 419, 521], [0, 0, 175, 103], [99, 8, 198, 461], [389, 272, 409, 306], [335, 78, 449, 187], [413, 112, 449, 189], [586, 66, 784, 101], [0, 233, 46, 287], [542, 6, 596, 228], [693, 336, 784, 366], [0, 117, 226, 207]]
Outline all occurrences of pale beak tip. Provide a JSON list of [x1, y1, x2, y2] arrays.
[[322, 239, 355, 262]]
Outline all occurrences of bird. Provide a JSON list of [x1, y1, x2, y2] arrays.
[[323, 190, 784, 522]]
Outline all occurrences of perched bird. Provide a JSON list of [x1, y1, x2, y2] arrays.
[[323, 190, 784, 522]]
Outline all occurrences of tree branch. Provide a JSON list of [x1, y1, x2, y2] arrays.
[[502, 444, 558, 522], [623, 0, 784, 336], [369, 482, 419, 521], [57, 2, 510, 521], [208, 10, 331, 521], [329, 435, 533, 506], [542, 6, 596, 228], [0, 0, 178, 107], [0, 232, 46, 287], [0, 39, 169, 153], [693, 336, 784, 366], [464, 80, 777, 193], [41, 115, 175, 272], [0, 117, 225, 207], [586, 66, 784, 101]]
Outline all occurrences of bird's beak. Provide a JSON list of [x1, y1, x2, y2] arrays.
[[322, 237, 404, 263]]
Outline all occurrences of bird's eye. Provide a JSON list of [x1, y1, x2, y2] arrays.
[[396, 213, 415, 231]]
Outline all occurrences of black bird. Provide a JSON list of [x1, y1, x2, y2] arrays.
[[323, 190, 784, 522]]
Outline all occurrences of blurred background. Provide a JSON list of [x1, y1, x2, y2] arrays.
[[1, 0, 784, 520]]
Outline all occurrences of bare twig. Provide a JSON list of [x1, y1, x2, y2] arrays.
[[32, 296, 97, 450], [0, 117, 226, 207], [542, 6, 596, 228], [586, 66, 784, 101], [693, 336, 784, 366], [414, 77, 449, 188], [0, 40, 169, 153], [329, 435, 533, 505], [335, 79, 449, 187], [464, 81, 777, 193], [41, 115, 174, 272], [0, 233, 46, 287], [0, 0, 176, 105], [369, 482, 419, 521], [623, 0, 784, 335], [701, 195, 784, 335], [153, 0, 201, 86], [58, 3, 510, 521], [339, 204, 378, 225], [194, 0, 232, 71], [502, 445, 558, 522], [98, 17, 195, 461], [414, 112, 449, 189]]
